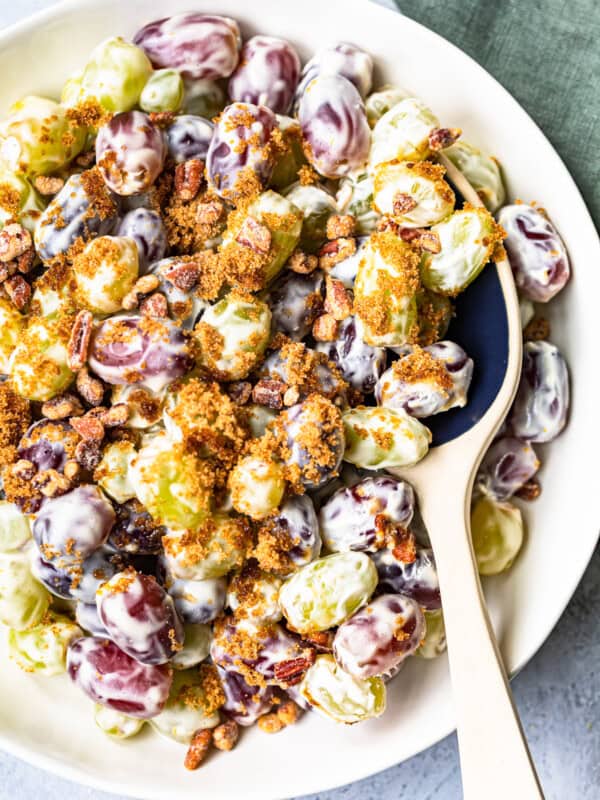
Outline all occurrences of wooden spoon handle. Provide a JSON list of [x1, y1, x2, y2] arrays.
[[418, 473, 544, 800]]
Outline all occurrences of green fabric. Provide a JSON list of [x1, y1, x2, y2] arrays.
[[396, 0, 600, 226]]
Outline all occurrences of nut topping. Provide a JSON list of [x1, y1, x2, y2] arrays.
[[236, 216, 272, 254], [428, 127, 462, 151], [174, 159, 205, 201], [67, 310, 94, 371], [252, 379, 286, 409], [184, 729, 212, 770], [289, 249, 318, 274], [0, 224, 32, 263], [318, 237, 356, 270]]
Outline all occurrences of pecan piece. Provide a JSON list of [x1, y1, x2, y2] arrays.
[[0, 261, 18, 283], [4, 275, 31, 310], [75, 439, 102, 470], [273, 652, 316, 685], [257, 713, 285, 734], [67, 310, 94, 371], [162, 260, 200, 292], [140, 292, 168, 317], [324, 276, 353, 321], [524, 317, 550, 342], [42, 393, 84, 420], [283, 386, 300, 407], [289, 249, 318, 274], [33, 175, 65, 195], [174, 159, 205, 201], [16, 248, 35, 275], [515, 478, 542, 501], [184, 729, 212, 770], [98, 403, 129, 427], [0, 224, 32, 263], [226, 381, 252, 405], [63, 460, 81, 482], [398, 227, 442, 254], [236, 216, 272, 255], [12, 459, 35, 480], [392, 192, 418, 216], [33, 469, 72, 498], [252, 379, 286, 409], [318, 237, 356, 270], [212, 720, 239, 752], [312, 313, 338, 342], [428, 127, 462, 151], [326, 214, 356, 239], [76, 368, 105, 407], [70, 414, 105, 441], [277, 700, 301, 726], [196, 200, 224, 227]]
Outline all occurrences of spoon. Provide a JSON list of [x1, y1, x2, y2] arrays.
[[390, 154, 544, 800]]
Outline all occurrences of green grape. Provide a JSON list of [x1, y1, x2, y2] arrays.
[[369, 97, 440, 169], [94, 440, 137, 504], [443, 140, 506, 213], [269, 117, 306, 190], [78, 37, 153, 113], [279, 552, 378, 633], [195, 290, 272, 380], [354, 232, 420, 346], [60, 72, 83, 107], [94, 704, 145, 739], [365, 85, 409, 127], [342, 406, 431, 469], [415, 288, 453, 346], [150, 668, 221, 744], [182, 77, 226, 119], [416, 609, 447, 659], [0, 501, 31, 553], [373, 160, 455, 228], [283, 182, 337, 252], [0, 296, 26, 374], [140, 69, 184, 113], [336, 169, 379, 235], [73, 235, 139, 314], [10, 316, 74, 402], [299, 654, 386, 724], [171, 623, 212, 670], [132, 432, 213, 530], [229, 455, 286, 520], [0, 555, 50, 630], [420, 206, 505, 295], [8, 612, 82, 675], [163, 513, 248, 581], [0, 96, 86, 176], [471, 495, 524, 576], [246, 403, 278, 438], [0, 166, 45, 231]]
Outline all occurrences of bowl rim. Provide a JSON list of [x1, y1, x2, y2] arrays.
[[0, 0, 598, 797]]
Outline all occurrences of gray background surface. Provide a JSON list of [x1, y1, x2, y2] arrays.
[[0, 1, 598, 798]]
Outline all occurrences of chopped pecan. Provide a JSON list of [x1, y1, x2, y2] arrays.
[[324, 276, 353, 321], [98, 403, 129, 427], [162, 260, 200, 292], [140, 292, 168, 317], [75, 438, 102, 470], [16, 248, 35, 275], [283, 385, 300, 407], [42, 393, 84, 420], [33, 175, 65, 195], [257, 713, 284, 734], [184, 729, 212, 770], [236, 216, 272, 255], [135, 274, 160, 294], [174, 159, 205, 201], [398, 227, 442, 254], [273, 651, 316, 685], [379, 519, 417, 563], [63, 460, 81, 482], [276, 700, 301, 726], [289, 249, 318, 274], [12, 459, 35, 480], [302, 630, 334, 653], [312, 313, 338, 342], [67, 310, 94, 371], [392, 192, 418, 216], [326, 214, 356, 239], [0, 261, 18, 283], [0, 224, 32, 263], [76, 368, 105, 407], [318, 237, 356, 270], [33, 469, 71, 498], [196, 200, 225, 227], [252, 379, 286, 409], [515, 478, 542, 501], [212, 720, 239, 752], [524, 317, 550, 342], [4, 275, 31, 310], [70, 414, 105, 441], [428, 126, 462, 151], [226, 381, 252, 405]]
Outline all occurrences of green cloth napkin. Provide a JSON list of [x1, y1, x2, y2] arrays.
[[396, 0, 600, 227]]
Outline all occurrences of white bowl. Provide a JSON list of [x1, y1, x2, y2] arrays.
[[0, 1, 598, 798]]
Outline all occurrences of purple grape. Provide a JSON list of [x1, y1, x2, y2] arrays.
[[167, 576, 227, 624], [67, 636, 172, 718], [31, 554, 73, 599], [319, 475, 414, 553], [34, 171, 119, 263], [206, 102, 278, 199], [298, 74, 370, 178], [97, 570, 184, 665], [17, 420, 79, 473], [315, 316, 386, 394], [498, 204, 570, 302], [88, 315, 193, 393], [258, 494, 321, 571], [268, 269, 324, 341], [75, 601, 110, 637], [109, 500, 165, 555], [229, 35, 300, 114], [133, 14, 241, 80], [295, 42, 373, 104], [165, 114, 214, 163], [117, 208, 167, 271], [33, 485, 115, 562], [333, 593, 425, 678], [217, 665, 276, 726], [71, 548, 129, 604], [372, 547, 441, 610], [509, 340, 569, 443], [96, 111, 166, 196], [476, 437, 539, 501]]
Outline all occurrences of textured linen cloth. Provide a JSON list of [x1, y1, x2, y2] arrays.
[[397, 0, 600, 227]]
